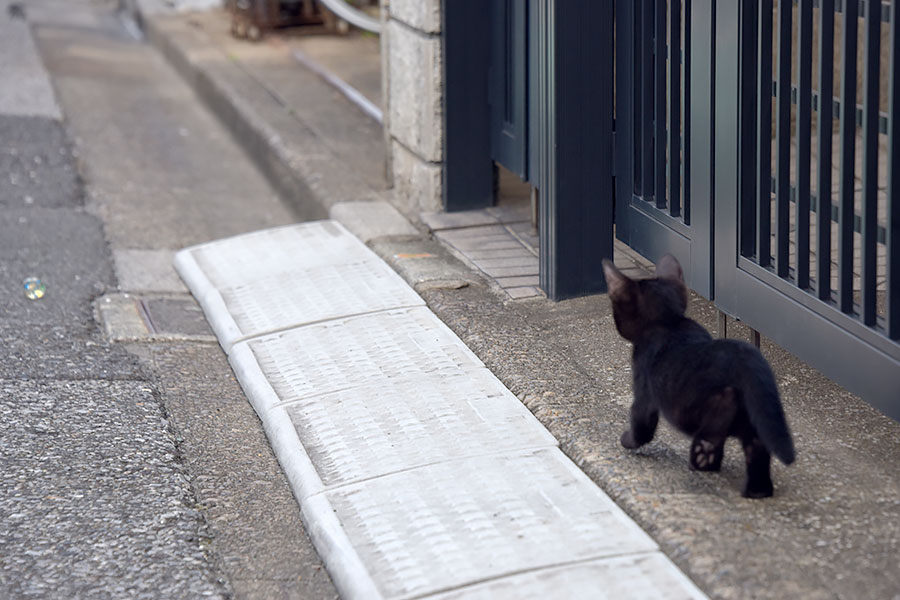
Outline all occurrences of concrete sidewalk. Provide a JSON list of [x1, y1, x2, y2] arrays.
[[135, 6, 900, 600]]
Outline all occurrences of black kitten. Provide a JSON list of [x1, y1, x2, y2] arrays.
[[602, 254, 795, 498]]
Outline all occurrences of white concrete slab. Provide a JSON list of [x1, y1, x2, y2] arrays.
[[217, 260, 423, 344], [175, 221, 422, 349], [320, 448, 659, 599], [279, 369, 558, 487], [179, 222, 376, 290], [427, 554, 708, 600], [244, 307, 483, 402]]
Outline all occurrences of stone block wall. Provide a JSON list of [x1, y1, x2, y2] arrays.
[[382, 0, 444, 215]]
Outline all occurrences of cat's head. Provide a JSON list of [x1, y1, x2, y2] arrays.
[[601, 254, 688, 342]]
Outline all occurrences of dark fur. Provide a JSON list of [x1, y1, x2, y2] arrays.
[[603, 255, 795, 498]]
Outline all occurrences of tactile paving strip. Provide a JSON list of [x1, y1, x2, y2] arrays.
[[319, 448, 659, 599], [426, 554, 707, 600], [279, 369, 558, 487], [218, 261, 422, 346], [174, 223, 423, 349], [246, 307, 483, 403], [188, 221, 374, 287], [175, 221, 708, 600]]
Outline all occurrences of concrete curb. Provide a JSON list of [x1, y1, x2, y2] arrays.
[[226, 342, 383, 599], [137, 12, 388, 222], [141, 16, 325, 221], [328, 200, 420, 242]]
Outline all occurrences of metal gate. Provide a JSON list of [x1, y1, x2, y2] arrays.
[[616, 0, 900, 419]]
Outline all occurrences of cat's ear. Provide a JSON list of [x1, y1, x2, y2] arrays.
[[655, 254, 684, 284], [602, 259, 632, 298]]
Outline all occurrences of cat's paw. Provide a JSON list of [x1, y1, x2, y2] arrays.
[[690, 439, 723, 471], [621, 430, 640, 449], [742, 479, 774, 499]]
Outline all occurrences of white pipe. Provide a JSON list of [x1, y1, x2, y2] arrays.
[[292, 49, 383, 124], [317, 0, 381, 33]]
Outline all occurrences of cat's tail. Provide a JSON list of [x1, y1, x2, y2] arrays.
[[739, 350, 795, 465]]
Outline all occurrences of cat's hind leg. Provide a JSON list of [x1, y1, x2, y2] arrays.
[[741, 436, 774, 498], [690, 437, 725, 471], [688, 387, 735, 471]]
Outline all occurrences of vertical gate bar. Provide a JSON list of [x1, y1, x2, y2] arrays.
[[775, 0, 792, 279], [490, 0, 528, 179], [888, 0, 900, 339], [796, 0, 813, 290], [669, 0, 682, 217], [838, 0, 858, 313], [505, 0, 513, 123], [615, 0, 636, 242], [632, 0, 644, 197], [860, 0, 881, 326], [641, 0, 656, 200], [537, 0, 549, 292], [529, 0, 542, 191], [740, 0, 759, 258], [751, 328, 762, 348], [656, 0, 668, 209], [817, 0, 835, 301], [683, 0, 692, 224], [757, 0, 774, 267]]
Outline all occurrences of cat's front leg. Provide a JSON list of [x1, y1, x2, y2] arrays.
[[621, 395, 659, 449]]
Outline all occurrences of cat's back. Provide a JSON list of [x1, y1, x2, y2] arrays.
[[707, 337, 777, 382], [645, 316, 712, 353], [633, 316, 713, 377], [659, 335, 777, 397]]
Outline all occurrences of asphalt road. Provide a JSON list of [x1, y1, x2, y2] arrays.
[[1, 1, 336, 597], [0, 77, 229, 600]]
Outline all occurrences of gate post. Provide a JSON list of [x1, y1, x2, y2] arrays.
[[534, 0, 615, 300], [442, 0, 493, 211]]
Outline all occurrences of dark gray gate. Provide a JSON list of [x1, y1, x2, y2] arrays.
[[615, 0, 714, 298], [617, 0, 900, 420]]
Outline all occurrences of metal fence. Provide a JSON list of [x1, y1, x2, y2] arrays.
[[740, 0, 897, 333], [732, 0, 899, 416]]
